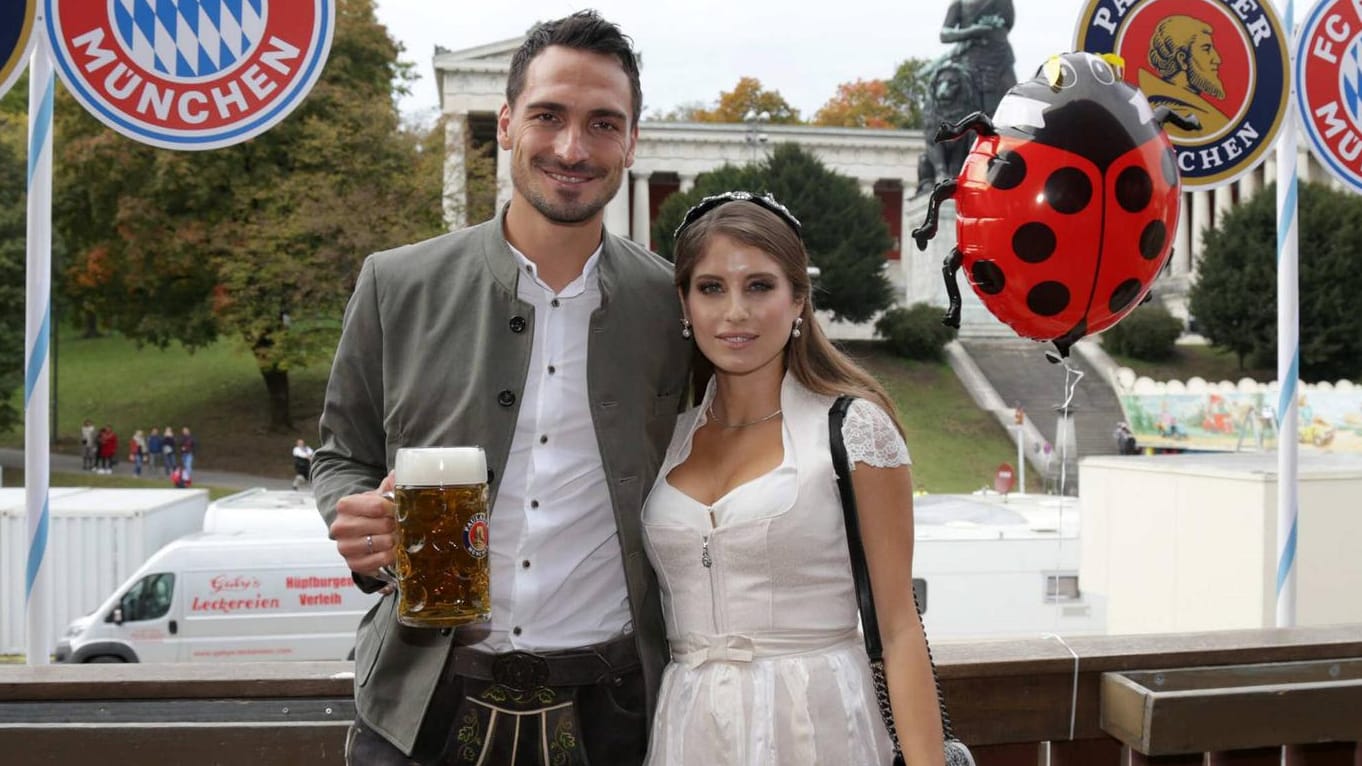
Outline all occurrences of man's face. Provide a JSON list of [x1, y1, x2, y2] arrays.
[[498, 45, 637, 226], [1184, 30, 1225, 99]]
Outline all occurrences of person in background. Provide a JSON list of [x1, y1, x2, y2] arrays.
[[81, 419, 97, 471], [147, 428, 163, 471], [292, 439, 314, 491], [129, 429, 147, 476], [161, 425, 177, 475], [179, 426, 196, 481], [97, 425, 117, 475]]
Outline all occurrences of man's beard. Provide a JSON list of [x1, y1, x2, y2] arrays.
[[514, 158, 619, 225], [1188, 64, 1225, 100]]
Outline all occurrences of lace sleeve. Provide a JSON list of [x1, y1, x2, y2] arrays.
[[842, 399, 910, 470]]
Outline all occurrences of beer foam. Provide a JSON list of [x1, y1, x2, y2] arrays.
[[395, 447, 487, 487]]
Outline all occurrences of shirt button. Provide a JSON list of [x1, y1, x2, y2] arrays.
[[521, 560, 531, 569], [512, 626, 522, 636], [508, 316, 527, 333], [497, 390, 516, 407], [539, 434, 548, 445], [547, 365, 556, 375], [550, 298, 560, 308], [530, 499, 539, 509]]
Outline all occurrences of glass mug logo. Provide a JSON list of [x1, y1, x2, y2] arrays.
[[390, 447, 491, 628]]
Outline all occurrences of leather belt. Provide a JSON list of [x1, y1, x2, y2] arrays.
[[448, 634, 640, 692]]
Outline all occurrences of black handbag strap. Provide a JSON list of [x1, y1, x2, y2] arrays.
[[829, 395, 958, 743]]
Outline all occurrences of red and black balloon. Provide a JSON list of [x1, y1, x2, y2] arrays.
[[912, 52, 1198, 357]]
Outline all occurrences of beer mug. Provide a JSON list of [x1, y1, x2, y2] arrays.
[[388, 447, 490, 628]]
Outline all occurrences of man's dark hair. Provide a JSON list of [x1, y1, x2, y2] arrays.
[[506, 10, 642, 126]]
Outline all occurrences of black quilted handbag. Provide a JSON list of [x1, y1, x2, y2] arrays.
[[830, 396, 976, 766]]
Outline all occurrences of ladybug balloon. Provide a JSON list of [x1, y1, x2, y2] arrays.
[[912, 52, 1199, 357]]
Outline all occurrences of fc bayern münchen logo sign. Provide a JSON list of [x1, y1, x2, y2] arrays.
[[44, 0, 334, 150], [1, 0, 39, 100], [1296, 0, 1362, 194], [1074, 0, 1291, 190]]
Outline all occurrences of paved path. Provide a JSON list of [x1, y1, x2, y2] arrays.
[[0, 448, 294, 491]]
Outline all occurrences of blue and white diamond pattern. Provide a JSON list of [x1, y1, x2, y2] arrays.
[[113, 0, 267, 79], [1345, 36, 1362, 127]]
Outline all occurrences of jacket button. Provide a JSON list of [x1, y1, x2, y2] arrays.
[[498, 390, 516, 407], [509, 316, 527, 333]]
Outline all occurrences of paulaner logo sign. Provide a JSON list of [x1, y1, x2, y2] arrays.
[[44, 0, 334, 150], [1, 0, 39, 100], [1295, 0, 1362, 194], [1075, 0, 1290, 190]]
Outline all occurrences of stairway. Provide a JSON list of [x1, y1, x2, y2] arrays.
[[959, 339, 1127, 485]]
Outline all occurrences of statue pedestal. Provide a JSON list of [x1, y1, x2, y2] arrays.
[[902, 196, 1013, 339]]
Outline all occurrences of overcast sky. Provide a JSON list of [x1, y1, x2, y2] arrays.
[[374, 1, 1106, 122]]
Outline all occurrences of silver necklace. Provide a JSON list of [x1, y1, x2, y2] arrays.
[[707, 402, 782, 429]]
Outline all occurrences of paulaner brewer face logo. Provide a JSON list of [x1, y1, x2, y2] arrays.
[[1296, 0, 1362, 194], [45, 0, 334, 150], [1075, 0, 1290, 190], [1, 0, 39, 100]]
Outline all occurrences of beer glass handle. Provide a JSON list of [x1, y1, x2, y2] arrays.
[[377, 490, 399, 587]]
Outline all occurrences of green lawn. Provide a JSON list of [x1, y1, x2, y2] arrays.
[[1, 467, 240, 501], [6, 328, 1020, 493]]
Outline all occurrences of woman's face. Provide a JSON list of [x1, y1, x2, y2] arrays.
[[683, 233, 804, 380]]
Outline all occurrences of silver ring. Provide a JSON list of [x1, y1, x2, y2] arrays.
[[365, 535, 373, 554]]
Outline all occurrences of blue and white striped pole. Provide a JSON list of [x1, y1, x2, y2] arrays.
[[1274, 0, 1299, 629], [25, 20, 54, 665]]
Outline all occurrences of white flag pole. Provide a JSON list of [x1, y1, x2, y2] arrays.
[[1274, 0, 1299, 629], [24, 18, 54, 665]]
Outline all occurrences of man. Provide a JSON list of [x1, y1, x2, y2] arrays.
[[291, 438, 314, 491], [1140, 15, 1230, 138], [178, 426, 196, 481], [312, 11, 690, 765], [80, 419, 96, 471]]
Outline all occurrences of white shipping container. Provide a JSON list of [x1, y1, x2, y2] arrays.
[[0, 488, 209, 656]]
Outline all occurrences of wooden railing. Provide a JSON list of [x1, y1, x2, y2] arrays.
[[1, 626, 1359, 765]]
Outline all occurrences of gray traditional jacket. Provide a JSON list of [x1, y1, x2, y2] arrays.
[[312, 207, 691, 754]]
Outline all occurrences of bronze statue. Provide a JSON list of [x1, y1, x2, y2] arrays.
[[917, 0, 1018, 193]]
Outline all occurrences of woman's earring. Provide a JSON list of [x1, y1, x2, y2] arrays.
[[681, 318, 693, 339], [791, 317, 803, 339]]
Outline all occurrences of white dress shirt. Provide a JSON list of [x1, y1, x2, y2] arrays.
[[471, 241, 631, 652]]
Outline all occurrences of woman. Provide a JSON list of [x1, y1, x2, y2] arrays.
[[642, 192, 945, 765]]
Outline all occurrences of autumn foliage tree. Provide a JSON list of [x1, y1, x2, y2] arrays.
[[54, 0, 446, 430], [692, 77, 802, 124], [0, 91, 31, 433], [813, 79, 898, 129]]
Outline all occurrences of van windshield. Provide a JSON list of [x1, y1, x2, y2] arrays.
[[114, 573, 175, 622]]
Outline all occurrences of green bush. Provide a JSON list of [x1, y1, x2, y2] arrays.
[[1099, 303, 1183, 361], [874, 303, 956, 361]]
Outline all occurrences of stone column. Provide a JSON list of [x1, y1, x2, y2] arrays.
[[1264, 149, 1278, 186], [1213, 184, 1234, 232], [496, 144, 513, 211], [1175, 193, 1192, 277], [442, 113, 468, 231], [860, 179, 876, 198], [1191, 190, 1212, 270], [604, 184, 630, 237], [679, 173, 696, 194], [631, 173, 652, 246], [1240, 163, 1260, 201]]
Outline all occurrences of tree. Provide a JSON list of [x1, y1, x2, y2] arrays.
[[692, 77, 802, 124], [648, 100, 708, 122], [886, 57, 932, 129], [813, 79, 898, 129], [1191, 182, 1362, 381], [0, 97, 29, 433], [54, 0, 446, 430], [652, 143, 894, 323]]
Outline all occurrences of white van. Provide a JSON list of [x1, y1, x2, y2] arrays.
[[54, 530, 378, 663]]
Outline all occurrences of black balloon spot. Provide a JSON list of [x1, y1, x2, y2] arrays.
[[987, 150, 1027, 190], [1026, 281, 1070, 317], [1116, 167, 1154, 212], [1012, 222, 1057, 264], [1161, 149, 1178, 186], [1139, 220, 1167, 260], [1109, 278, 1143, 314], [1045, 168, 1092, 214], [971, 260, 1006, 295]]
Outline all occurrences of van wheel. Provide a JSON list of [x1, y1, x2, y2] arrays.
[[86, 655, 125, 663]]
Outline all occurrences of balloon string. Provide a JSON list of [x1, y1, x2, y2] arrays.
[[1057, 358, 1084, 497]]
